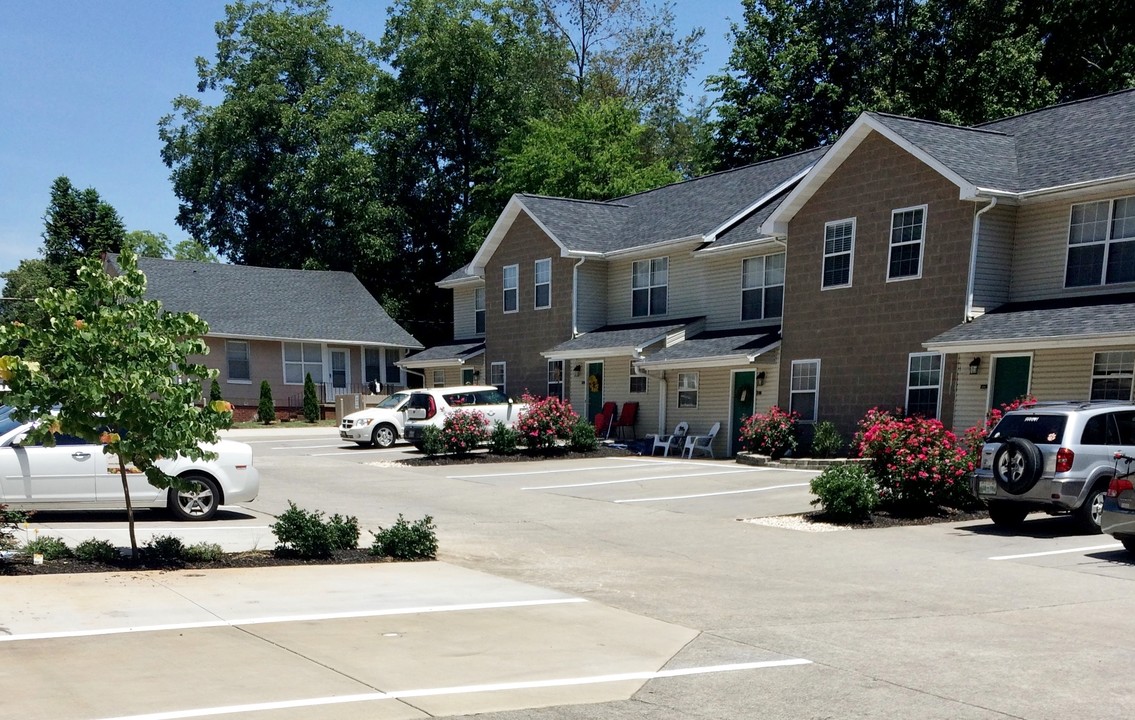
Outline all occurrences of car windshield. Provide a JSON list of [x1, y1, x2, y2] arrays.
[[376, 392, 409, 410], [988, 413, 1067, 445]]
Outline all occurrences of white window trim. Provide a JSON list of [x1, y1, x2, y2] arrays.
[[740, 252, 785, 322], [432, 369, 446, 387], [886, 204, 927, 283], [225, 339, 251, 384], [822, 218, 855, 290], [631, 256, 669, 317], [502, 264, 519, 314], [473, 286, 486, 335], [905, 351, 943, 419], [1090, 350, 1135, 401], [534, 258, 552, 310], [677, 372, 699, 409], [1064, 196, 1135, 288], [790, 359, 820, 422], [490, 361, 507, 393], [547, 359, 564, 398], [282, 341, 324, 386]]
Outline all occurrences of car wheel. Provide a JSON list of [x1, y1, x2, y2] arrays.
[[169, 473, 221, 521], [987, 501, 1029, 529], [1074, 480, 1107, 534], [1121, 537, 1135, 556], [992, 438, 1043, 495], [373, 424, 397, 449]]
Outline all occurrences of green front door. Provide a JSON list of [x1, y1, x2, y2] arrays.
[[586, 361, 604, 421], [731, 371, 756, 455], [990, 355, 1032, 409], [462, 367, 475, 385]]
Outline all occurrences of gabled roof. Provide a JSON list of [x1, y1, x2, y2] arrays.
[[765, 89, 1135, 233], [924, 293, 1135, 353], [635, 327, 781, 369], [469, 148, 826, 271], [436, 264, 483, 288], [109, 255, 422, 348], [398, 340, 484, 368]]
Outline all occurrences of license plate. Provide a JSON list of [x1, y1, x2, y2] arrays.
[[978, 478, 996, 495]]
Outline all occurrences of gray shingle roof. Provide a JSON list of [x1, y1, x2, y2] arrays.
[[638, 327, 780, 364], [437, 264, 482, 285], [544, 317, 702, 354], [925, 294, 1135, 348], [869, 113, 1019, 190], [401, 340, 484, 364], [518, 148, 826, 254], [112, 256, 422, 348]]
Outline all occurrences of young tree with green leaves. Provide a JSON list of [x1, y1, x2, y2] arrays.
[[123, 230, 172, 259], [303, 372, 319, 423], [257, 380, 276, 424], [0, 250, 232, 557]]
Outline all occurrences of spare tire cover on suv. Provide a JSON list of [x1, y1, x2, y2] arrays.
[[992, 437, 1044, 495]]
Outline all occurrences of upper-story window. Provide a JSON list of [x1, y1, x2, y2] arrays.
[[534, 258, 551, 309], [822, 219, 855, 289], [632, 257, 668, 317], [502, 265, 519, 313], [473, 287, 485, 334], [741, 252, 785, 321], [1066, 197, 1135, 287], [888, 205, 926, 281]]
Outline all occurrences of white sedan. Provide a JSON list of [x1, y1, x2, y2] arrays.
[[338, 390, 412, 447], [0, 414, 259, 521]]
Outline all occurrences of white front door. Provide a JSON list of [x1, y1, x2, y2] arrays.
[[329, 348, 350, 399]]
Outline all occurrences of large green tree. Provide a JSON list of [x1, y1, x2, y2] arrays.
[[124, 230, 172, 258], [0, 250, 233, 556]]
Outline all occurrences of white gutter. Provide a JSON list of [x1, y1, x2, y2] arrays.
[[597, 235, 705, 259], [965, 197, 998, 321], [572, 257, 586, 337], [694, 237, 786, 256], [705, 165, 815, 242]]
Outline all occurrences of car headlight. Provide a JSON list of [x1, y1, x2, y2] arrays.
[[355, 417, 375, 427]]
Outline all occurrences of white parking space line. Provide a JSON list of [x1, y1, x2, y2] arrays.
[[309, 447, 410, 456], [988, 543, 1122, 560], [448, 465, 634, 479], [615, 483, 810, 503], [524, 468, 767, 490], [271, 443, 347, 449], [239, 437, 336, 444], [97, 659, 812, 720], [0, 597, 587, 643]]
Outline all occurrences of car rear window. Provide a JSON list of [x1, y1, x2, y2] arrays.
[[987, 413, 1067, 445]]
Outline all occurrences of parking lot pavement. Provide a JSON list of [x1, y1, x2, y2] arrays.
[[0, 562, 814, 720]]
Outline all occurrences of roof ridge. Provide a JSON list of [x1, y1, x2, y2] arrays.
[[974, 87, 1135, 128], [137, 255, 351, 277], [868, 111, 1011, 137], [518, 193, 631, 208]]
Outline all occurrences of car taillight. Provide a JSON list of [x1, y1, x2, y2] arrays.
[[1055, 448, 1074, 473], [425, 396, 437, 420], [1107, 476, 1134, 498]]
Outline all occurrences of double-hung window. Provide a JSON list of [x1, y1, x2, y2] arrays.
[[490, 361, 506, 393], [364, 348, 382, 385], [432, 369, 446, 387], [1066, 197, 1135, 287], [226, 340, 250, 383], [888, 206, 926, 280], [385, 348, 402, 386], [741, 252, 785, 321], [284, 342, 322, 385], [473, 287, 486, 334], [1091, 351, 1135, 401], [547, 360, 564, 400], [534, 259, 551, 309], [502, 265, 519, 313], [790, 359, 820, 422], [822, 219, 855, 289], [632, 257, 668, 317], [906, 352, 942, 418], [677, 372, 698, 408]]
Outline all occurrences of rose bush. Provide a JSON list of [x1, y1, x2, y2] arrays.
[[738, 406, 799, 457], [441, 409, 489, 456], [514, 393, 578, 450]]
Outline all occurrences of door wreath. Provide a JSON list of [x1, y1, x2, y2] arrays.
[[588, 374, 600, 392]]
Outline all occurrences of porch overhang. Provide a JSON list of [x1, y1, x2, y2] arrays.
[[398, 340, 485, 369], [541, 317, 704, 362], [633, 328, 781, 371]]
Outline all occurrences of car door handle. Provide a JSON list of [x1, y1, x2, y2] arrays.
[[71, 452, 91, 460]]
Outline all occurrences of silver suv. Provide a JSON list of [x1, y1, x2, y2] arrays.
[[971, 401, 1135, 533], [401, 385, 525, 449]]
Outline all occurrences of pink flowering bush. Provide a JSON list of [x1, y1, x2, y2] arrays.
[[853, 408, 973, 514], [441, 409, 489, 456], [514, 393, 579, 451], [960, 394, 1038, 469], [738, 406, 799, 457]]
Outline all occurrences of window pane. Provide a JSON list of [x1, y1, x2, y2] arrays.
[[1113, 198, 1135, 240], [284, 342, 301, 362], [632, 260, 649, 288], [825, 222, 853, 254], [1092, 377, 1133, 401], [1069, 201, 1109, 244], [1066, 244, 1104, 286], [503, 265, 517, 288], [547, 361, 563, 382], [889, 241, 921, 278], [364, 348, 382, 383], [504, 288, 518, 312], [789, 392, 816, 422], [475, 309, 485, 334], [535, 284, 550, 308], [906, 388, 939, 418], [1106, 239, 1135, 284], [741, 287, 762, 321], [764, 285, 784, 319], [650, 286, 667, 315], [742, 256, 762, 289], [630, 376, 647, 393], [535, 259, 551, 283], [632, 288, 649, 317], [764, 252, 785, 284], [284, 364, 303, 384], [473, 287, 485, 311], [651, 257, 668, 286], [823, 254, 850, 287], [302, 343, 322, 362]]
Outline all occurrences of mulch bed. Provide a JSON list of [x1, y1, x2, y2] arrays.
[[0, 548, 405, 576], [397, 444, 637, 466], [806, 507, 989, 529]]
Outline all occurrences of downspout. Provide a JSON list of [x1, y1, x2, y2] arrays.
[[572, 257, 586, 337], [965, 197, 998, 322]]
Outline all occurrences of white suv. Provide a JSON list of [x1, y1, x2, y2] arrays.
[[401, 386, 525, 448], [339, 390, 412, 448]]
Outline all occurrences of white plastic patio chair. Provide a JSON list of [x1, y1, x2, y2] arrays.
[[682, 422, 721, 459], [650, 421, 689, 456]]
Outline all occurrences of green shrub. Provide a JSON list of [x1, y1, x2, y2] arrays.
[[257, 380, 276, 424], [303, 372, 319, 422], [74, 538, 120, 563], [420, 425, 445, 457], [370, 514, 438, 560], [23, 535, 72, 560], [271, 502, 359, 558], [809, 464, 878, 522], [738, 406, 799, 457], [811, 421, 844, 458], [182, 541, 225, 562], [209, 378, 223, 402], [1, 504, 27, 550], [514, 394, 578, 449], [143, 534, 185, 563], [488, 421, 520, 455], [569, 419, 599, 452]]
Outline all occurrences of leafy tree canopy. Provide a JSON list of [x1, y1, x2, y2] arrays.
[[41, 175, 126, 276], [172, 239, 220, 263], [124, 230, 172, 258]]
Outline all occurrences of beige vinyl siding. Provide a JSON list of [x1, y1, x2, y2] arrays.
[[451, 284, 483, 339], [563, 357, 659, 439], [575, 260, 607, 332], [695, 249, 786, 330], [658, 367, 731, 457], [1011, 188, 1135, 302], [971, 203, 1016, 313], [607, 247, 704, 325]]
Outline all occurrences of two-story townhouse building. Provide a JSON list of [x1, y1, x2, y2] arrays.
[[408, 149, 826, 455], [764, 89, 1135, 435]]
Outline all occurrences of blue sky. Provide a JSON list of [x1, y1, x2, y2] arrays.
[[0, 0, 742, 278]]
